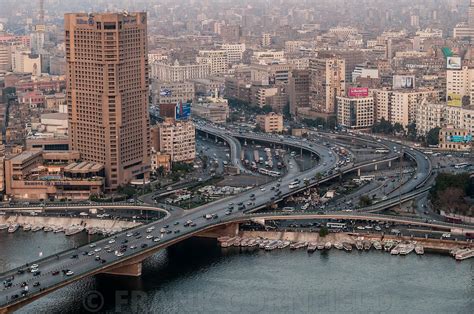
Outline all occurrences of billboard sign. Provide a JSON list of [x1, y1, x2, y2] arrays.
[[348, 87, 369, 97], [159, 88, 172, 96], [393, 75, 415, 89], [446, 57, 462, 70], [447, 93, 462, 107], [446, 134, 472, 143], [175, 102, 191, 120]]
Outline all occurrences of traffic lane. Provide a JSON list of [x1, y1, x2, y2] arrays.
[[0, 140, 338, 303]]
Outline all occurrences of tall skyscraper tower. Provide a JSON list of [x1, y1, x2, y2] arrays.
[[65, 12, 151, 190]]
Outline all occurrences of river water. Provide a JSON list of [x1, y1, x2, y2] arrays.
[[1, 230, 472, 314]]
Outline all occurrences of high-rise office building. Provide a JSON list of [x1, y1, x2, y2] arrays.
[[309, 57, 346, 116], [65, 12, 151, 190]]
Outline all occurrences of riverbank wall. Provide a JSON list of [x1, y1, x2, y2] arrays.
[[0, 216, 140, 232], [239, 230, 473, 253]]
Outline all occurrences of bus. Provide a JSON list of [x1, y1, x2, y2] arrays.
[[326, 222, 346, 229], [454, 162, 470, 169], [359, 175, 375, 182], [258, 168, 281, 177], [374, 148, 390, 154]]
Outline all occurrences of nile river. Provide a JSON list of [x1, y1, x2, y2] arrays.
[[0, 230, 472, 313]]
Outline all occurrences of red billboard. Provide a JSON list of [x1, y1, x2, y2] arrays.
[[348, 87, 369, 98]]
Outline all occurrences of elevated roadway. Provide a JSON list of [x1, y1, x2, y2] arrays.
[[0, 128, 434, 312]]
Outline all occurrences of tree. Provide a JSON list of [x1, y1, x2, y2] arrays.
[[426, 127, 441, 146], [319, 227, 329, 237], [407, 122, 417, 141], [371, 117, 393, 134], [393, 123, 404, 134], [262, 105, 273, 114], [157, 166, 165, 177], [282, 103, 291, 119], [359, 195, 373, 207]]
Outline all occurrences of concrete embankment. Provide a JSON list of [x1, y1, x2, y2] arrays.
[[240, 230, 355, 244], [0, 216, 140, 232], [239, 230, 473, 253]]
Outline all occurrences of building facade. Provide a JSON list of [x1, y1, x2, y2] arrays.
[[65, 12, 151, 190], [336, 96, 375, 129], [309, 58, 346, 116], [256, 112, 283, 133], [197, 50, 228, 75], [150, 60, 210, 82], [151, 118, 196, 162]]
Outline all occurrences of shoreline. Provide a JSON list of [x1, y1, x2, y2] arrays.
[[218, 230, 474, 260], [0, 216, 140, 236]]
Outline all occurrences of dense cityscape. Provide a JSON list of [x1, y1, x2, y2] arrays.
[[0, 0, 473, 313]]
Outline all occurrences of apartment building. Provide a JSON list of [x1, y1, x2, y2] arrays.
[[151, 118, 196, 162], [309, 57, 346, 116], [197, 50, 229, 75], [256, 112, 283, 133], [336, 96, 375, 129], [220, 43, 245, 64], [150, 60, 211, 82]]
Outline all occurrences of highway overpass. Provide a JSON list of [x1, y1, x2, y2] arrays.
[[0, 128, 434, 312]]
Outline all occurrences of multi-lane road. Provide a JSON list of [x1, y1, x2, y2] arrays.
[[0, 126, 439, 312]]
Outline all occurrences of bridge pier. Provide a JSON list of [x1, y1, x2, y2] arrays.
[[388, 160, 392, 168], [357, 168, 361, 177], [102, 261, 143, 277], [374, 164, 378, 171], [198, 222, 240, 238]]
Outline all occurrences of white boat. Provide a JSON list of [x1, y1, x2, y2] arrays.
[[390, 248, 399, 255], [355, 241, 363, 250], [373, 241, 382, 250], [334, 242, 343, 250], [0, 224, 9, 230], [415, 245, 424, 255], [239, 238, 249, 247], [399, 243, 415, 255], [307, 242, 317, 252], [53, 226, 64, 233], [31, 225, 43, 232], [65, 226, 85, 236], [8, 224, 19, 233], [277, 241, 290, 249], [43, 226, 53, 232], [22, 224, 32, 231], [265, 241, 279, 251], [384, 240, 394, 252], [317, 243, 325, 250], [455, 249, 474, 261], [324, 242, 332, 249], [290, 242, 307, 250], [342, 242, 352, 251]]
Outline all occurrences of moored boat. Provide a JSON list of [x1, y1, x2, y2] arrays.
[[0, 223, 9, 230], [342, 242, 352, 251], [373, 241, 382, 250], [31, 225, 43, 232], [334, 242, 343, 250], [363, 240, 371, 250], [324, 242, 332, 250], [415, 245, 424, 255], [455, 249, 474, 261], [8, 224, 19, 233], [355, 241, 363, 250], [307, 242, 317, 252]]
